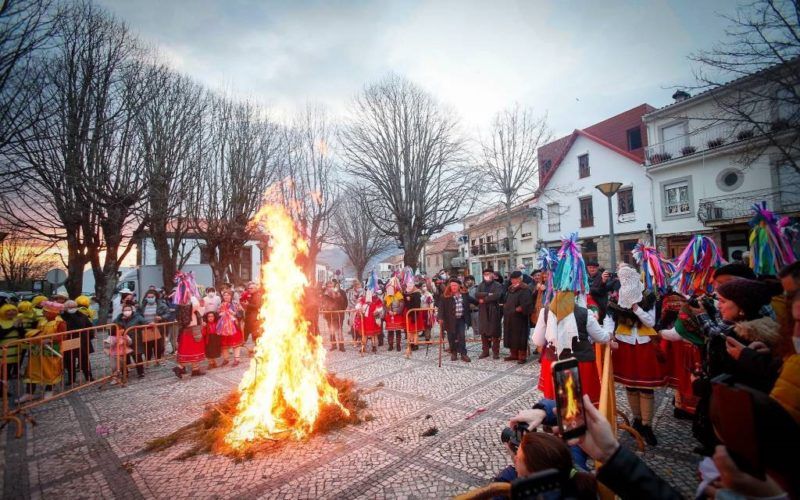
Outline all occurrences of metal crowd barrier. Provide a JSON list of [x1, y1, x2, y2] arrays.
[[1, 323, 124, 437], [120, 321, 179, 383]]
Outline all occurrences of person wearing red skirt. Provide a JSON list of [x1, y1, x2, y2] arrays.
[[608, 265, 665, 446], [402, 280, 425, 355], [532, 290, 610, 405], [657, 291, 700, 418], [173, 296, 206, 378], [354, 291, 384, 353], [217, 291, 244, 367]]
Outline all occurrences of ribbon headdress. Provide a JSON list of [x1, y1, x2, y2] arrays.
[[173, 271, 200, 306], [670, 235, 725, 296], [632, 242, 675, 295], [552, 232, 589, 294], [537, 247, 558, 307], [748, 201, 797, 276]]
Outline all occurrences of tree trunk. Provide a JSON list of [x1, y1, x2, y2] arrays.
[[505, 198, 515, 269], [65, 238, 87, 298], [150, 227, 177, 292], [354, 264, 366, 283]]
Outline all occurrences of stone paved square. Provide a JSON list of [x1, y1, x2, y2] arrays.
[[2, 341, 700, 499]]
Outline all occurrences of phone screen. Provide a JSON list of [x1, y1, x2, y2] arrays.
[[553, 359, 587, 439]]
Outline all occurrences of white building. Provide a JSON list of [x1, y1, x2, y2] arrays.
[[534, 104, 656, 267], [643, 70, 800, 260], [463, 201, 540, 279]]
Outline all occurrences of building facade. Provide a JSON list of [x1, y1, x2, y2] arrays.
[[534, 104, 656, 267], [643, 77, 800, 260], [423, 232, 460, 275], [463, 202, 539, 279]]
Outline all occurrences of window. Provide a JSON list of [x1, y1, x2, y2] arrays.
[[617, 187, 634, 215], [660, 121, 688, 156], [716, 168, 744, 192], [662, 177, 692, 218], [542, 159, 552, 175], [578, 154, 590, 178], [239, 246, 252, 281], [626, 127, 642, 151], [580, 196, 594, 227], [583, 240, 598, 264], [521, 232, 532, 238], [547, 203, 560, 232], [619, 240, 638, 265]]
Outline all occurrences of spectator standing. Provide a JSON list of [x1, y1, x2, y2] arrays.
[[438, 278, 475, 363], [61, 300, 94, 384], [502, 271, 534, 364], [475, 267, 504, 359]]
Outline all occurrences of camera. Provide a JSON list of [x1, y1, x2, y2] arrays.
[[500, 422, 529, 454]]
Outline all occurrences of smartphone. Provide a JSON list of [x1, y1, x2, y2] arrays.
[[511, 468, 562, 499], [710, 375, 765, 480], [552, 357, 587, 440]]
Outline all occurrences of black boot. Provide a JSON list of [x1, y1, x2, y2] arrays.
[[395, 333, 402, 352], [378, 332, 384, 346], [492, 338, 501, 359], [388, 331, 394, 351]]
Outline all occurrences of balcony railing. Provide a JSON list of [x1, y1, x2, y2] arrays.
[[698, 187, 800, 223], [548, 222, 561, 233], [645, 121, 762, 166]]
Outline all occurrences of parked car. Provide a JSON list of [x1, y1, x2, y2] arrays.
[[15, 291, 39, 302], [0, 291, 20, 304]]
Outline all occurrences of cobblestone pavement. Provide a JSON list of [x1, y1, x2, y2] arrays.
[[1, 338, 700, 499]]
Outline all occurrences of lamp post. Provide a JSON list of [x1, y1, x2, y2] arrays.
[[595, 182, 623, 271]]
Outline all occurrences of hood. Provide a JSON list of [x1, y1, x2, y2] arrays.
[[733, 316, 781, 348]]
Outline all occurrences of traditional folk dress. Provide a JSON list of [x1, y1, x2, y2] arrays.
[[217, 301, 244, 348], [354, 294, 383, 339], [657, 292, 701, 415], [607, 293, 665, 389], [176, 298, 205, 364], [24, 315, 66, 386], [203, 317, 222, 359], [533, 292, 609, 404]]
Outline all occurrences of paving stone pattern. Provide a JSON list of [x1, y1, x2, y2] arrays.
[[1, 339, 701, 499]]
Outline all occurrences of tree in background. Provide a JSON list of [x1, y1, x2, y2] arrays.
[[331, 187, 393, 281], [0, 232, 58, 290], [340, 74, 475, 270], [478, 104, 550, 268]]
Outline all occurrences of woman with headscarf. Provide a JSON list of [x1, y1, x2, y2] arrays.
[[217, 290, 244, 367], [171, 272, 206, 378]]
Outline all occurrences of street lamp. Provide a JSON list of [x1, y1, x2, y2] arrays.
[[595, 182, 623, 271]]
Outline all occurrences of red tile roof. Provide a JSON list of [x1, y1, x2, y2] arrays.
[[537, 103, 655, 191], [426, 232, 459, 255]]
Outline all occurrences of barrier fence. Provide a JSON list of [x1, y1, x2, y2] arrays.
[[120, 321, 180, 383], [1, 323, 124, 437]]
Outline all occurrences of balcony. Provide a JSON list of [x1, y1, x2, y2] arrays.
[[471, 245, 484, 256], [548, 222, 561, 233], [698, 187, 800, 224], [645, 121, 764, 167]]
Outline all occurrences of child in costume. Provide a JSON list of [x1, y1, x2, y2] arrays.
[[202, 311, 222, 370], [383, 275, 406, 352], [172, 272, 206, 378], [17, 301, 66, 402], [402, 268, 425, 355], [217, 290, 244, 367], [354, 272, 384, 353], [607, 264, 664, 446], [533, 234, 610, 404]]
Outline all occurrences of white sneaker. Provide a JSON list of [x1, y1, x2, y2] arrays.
[[43, 391, 54, 399], [15, 393, 36, 404]]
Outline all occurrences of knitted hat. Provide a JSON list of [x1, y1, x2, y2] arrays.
[[41, 301, 64, 314], [717, 278, 780, 318], [714, 263, 756, 281]]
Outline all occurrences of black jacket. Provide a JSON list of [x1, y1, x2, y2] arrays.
[[475, 280, 504, 338], [502, 283, 534, 350], [437, 290, 476, 334], [597, 446, 683, 500]]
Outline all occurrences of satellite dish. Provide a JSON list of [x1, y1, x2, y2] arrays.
[[45, 268, 67, 285]]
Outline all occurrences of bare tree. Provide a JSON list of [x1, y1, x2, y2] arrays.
[[478, 104, 550, 267], [137, 67, 206, 290], [331, 186, 393, 281], [190, 95, 281, 286], [274, 104, 340, 282], [0, 232, 58, 290], [689, 0, 800, 173], [0, 0, 54, 155], [1, 1, 151, 322], [340, 74, 475, 270]]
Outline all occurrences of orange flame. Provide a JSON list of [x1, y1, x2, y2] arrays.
[[225, 203, 347, 447], [564, 371, 579, 421]]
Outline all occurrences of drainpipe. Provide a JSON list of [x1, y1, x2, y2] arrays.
[[645, 168, 658, 246]]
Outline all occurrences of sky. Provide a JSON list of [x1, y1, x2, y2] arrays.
[[96, 0, 740, 139]]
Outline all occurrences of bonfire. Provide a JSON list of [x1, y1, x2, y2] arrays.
[[146, 203, 369, 459]]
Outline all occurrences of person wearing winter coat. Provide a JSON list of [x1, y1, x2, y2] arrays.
[[139, 290, 172, 362], [475, 267, 504, 359], [438, 278, 477, 363], [502, 271, 534, 364], [114, 304, 148, 379], [61, 300, 94, 384], [320, 280, 349, 352]]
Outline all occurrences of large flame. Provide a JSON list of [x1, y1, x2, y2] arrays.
[[225, 203, 347, 448], [564, 371, 579, 421]]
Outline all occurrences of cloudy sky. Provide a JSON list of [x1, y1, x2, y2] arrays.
[[97, 0, 738, 139]]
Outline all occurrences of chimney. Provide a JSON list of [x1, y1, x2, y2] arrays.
[[672, 90, 691, 102]]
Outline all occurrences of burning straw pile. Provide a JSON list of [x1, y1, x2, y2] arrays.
[[146, 202, 371, 460]]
